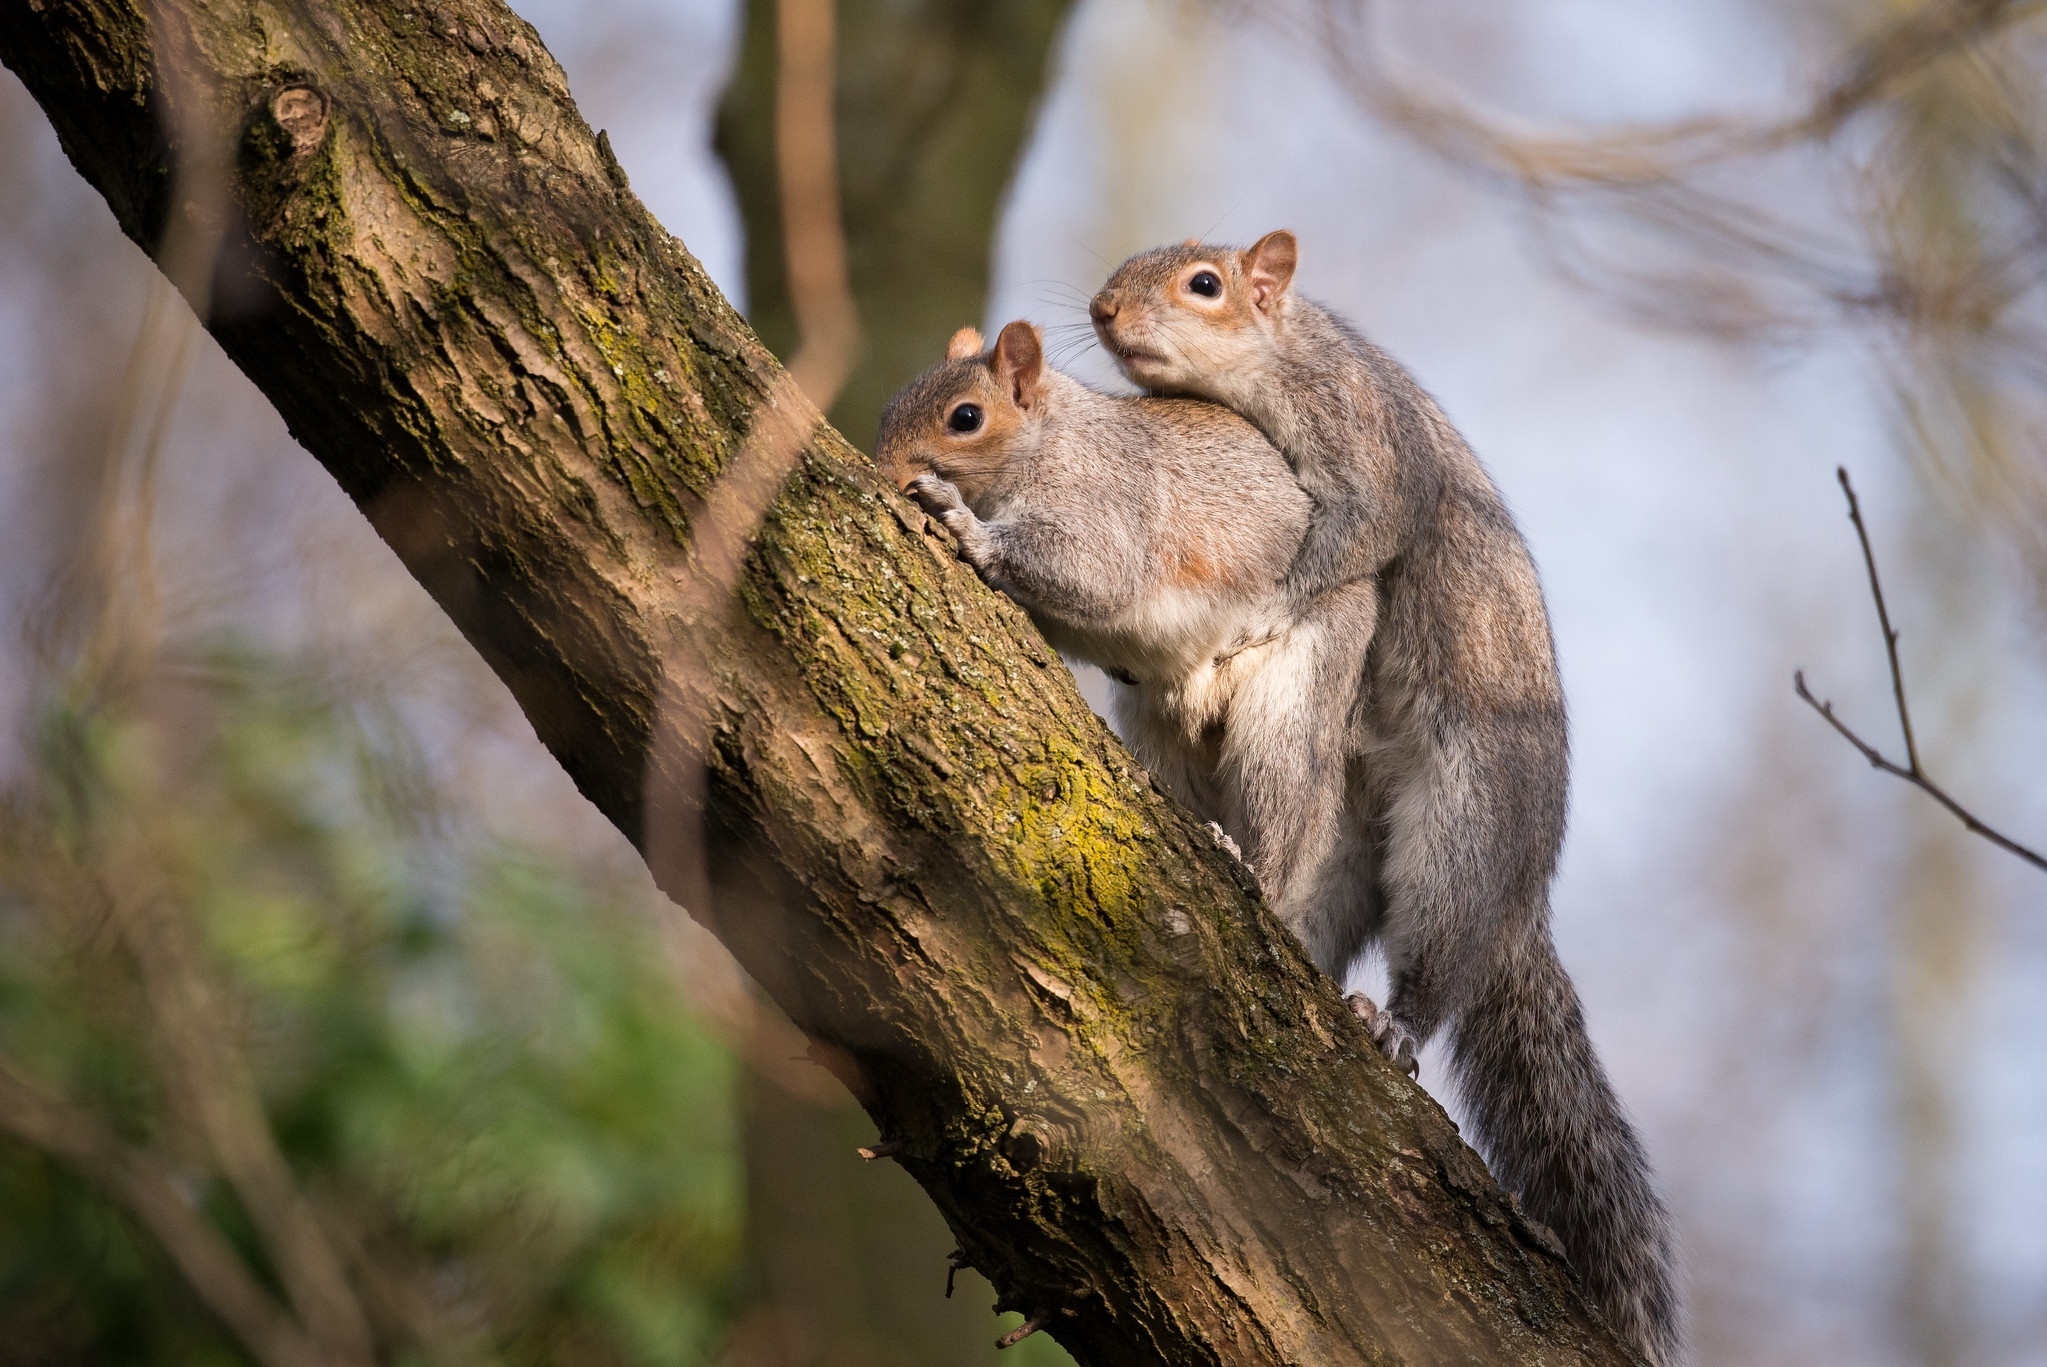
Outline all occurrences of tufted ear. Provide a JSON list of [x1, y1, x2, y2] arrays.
[[946, 326, 985, 361], [992, 321, 1045, 410], [1243, 229, 1297, 312]]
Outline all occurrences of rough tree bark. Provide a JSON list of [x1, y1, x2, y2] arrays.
[[0, 4, 1641, 1364]]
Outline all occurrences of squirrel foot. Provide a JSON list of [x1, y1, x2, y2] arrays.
[[1203, 821, 1244, 863], [1347, 993, 1419, 1078]]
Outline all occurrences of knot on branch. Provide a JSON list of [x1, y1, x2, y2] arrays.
[[1004, 1114, 1064, 1175], [269, 85, 330, 157]]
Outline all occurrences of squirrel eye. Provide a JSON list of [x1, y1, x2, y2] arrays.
[[1188, 270, 1222, 298], [947, 402, 984, 434]]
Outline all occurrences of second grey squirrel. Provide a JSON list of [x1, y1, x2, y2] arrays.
[[875, 321, 1378, 930], [1091, 231, 1680, 1365]]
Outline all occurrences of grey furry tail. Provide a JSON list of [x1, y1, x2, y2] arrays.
[[1450, 933, 1680, 1365]]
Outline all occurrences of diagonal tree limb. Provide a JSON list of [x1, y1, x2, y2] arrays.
[[0, 4, 1640, 1362], [1795, 467, 2047, 874]]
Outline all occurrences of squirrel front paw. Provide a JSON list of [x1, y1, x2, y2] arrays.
[[907, 473, 994, 573], [906, 473, 969, 528], [1346, 993, 1420, 1078]]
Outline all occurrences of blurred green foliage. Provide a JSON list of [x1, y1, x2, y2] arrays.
[[0, 645, 744, 1366]]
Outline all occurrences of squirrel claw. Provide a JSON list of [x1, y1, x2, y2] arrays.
[[906, 472, 966, 521], [1347, 993, 1420, 1078], [906, 475, 983, 568]]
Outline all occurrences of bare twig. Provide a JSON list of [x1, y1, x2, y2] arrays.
[[1794, 467, 2047, 872], [994, 1316, 1042, 1349], [946, 1247, 967, 1299], [1837, 467, 1923, 775]]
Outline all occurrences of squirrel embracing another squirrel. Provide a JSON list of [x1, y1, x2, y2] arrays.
[[876, 233, 1678, 1365], [876, 321, 1377, 918]]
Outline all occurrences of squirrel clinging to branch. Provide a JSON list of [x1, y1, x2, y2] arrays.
[[1090, 230, 1679, 1364]]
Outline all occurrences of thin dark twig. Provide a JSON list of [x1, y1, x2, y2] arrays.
[[1836, 466, 1921, 772], [945, 1247, 966, 1299], [1794, 467, 2047, 873]]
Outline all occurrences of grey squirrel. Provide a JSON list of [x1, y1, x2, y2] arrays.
[[875, 321, 1377, 920], [1090, 230, 1679, 1364]]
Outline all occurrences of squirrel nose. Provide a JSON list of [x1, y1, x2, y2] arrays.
[[1089, 292, 1118, 325]]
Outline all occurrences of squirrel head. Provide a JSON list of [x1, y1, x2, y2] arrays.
[[875, 321, 1048, 501], [1089, 229, 1297, 398]]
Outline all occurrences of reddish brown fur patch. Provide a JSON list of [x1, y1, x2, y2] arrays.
[[1170, 546, 1217, 586], [1163, 534, 1255, 593]]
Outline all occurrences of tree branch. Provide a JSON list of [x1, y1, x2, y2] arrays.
[[0, 4, 1639, 1362], [1795, 468, 2047, 873]]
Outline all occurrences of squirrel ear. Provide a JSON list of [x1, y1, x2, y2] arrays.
[[946, 326, 985, 361], [992, 321, 1045, 410], [1244, 230, 1298, 312]]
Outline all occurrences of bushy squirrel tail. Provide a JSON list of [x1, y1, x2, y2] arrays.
[[1450, 932, 1680, 1365]]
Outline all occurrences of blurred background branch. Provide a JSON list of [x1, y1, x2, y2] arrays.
[[0, 1052, 329, 1367], [773, 0, 860, 411], [1272, 0, 2047, 614], [0, 214, 745, 1366], [1293, 0, 2045, 183], [717, 0, 1077, 448]]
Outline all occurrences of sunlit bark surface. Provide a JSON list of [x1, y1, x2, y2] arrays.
[[0, 4, 1639, 1362]]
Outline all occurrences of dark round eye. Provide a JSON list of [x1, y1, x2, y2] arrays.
[[1188, 270, 1222, 298], [947, 402, 984, 434]]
